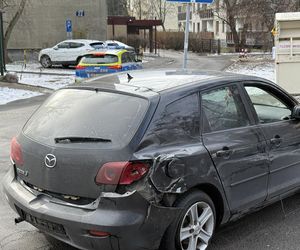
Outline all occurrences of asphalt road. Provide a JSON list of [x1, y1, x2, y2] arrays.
[[4, 52, 300, 250]]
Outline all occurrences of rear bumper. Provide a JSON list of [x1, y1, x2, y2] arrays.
[[3, 168, 179, 250]]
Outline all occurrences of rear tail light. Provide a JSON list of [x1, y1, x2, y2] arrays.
[[95, 162, 149, 185], [76, 65, 86, 70], [108, 65, 122, 70], [10, 137, 23, 165], [88, 230, 110, 237]]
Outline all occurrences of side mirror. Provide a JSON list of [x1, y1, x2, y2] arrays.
[[53, 46, 59, 50], [292, 105, 300, 119]]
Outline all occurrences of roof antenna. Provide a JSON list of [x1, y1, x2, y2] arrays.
[[127, 73, 133, 83]]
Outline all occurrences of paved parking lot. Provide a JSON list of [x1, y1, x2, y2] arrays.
[[3, 53, 300, 250]]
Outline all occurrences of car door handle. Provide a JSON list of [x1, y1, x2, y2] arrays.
[[216, 147, 233, 158], [270, 135, 282, 147]]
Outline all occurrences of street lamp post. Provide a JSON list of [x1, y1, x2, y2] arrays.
[[0, 10, 5, 76]]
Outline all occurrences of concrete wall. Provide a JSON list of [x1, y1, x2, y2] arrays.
[[107, 25, 128, 39], [7, 0, 107, 49]]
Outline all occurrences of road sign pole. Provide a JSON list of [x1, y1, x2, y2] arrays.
[[183, 3, 191, 70]]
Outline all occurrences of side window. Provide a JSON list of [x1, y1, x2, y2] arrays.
[[202, 85, 250, 133], [245, 86, 292, 124], [57, 42, 70, 49], [70, 42, 84, 48], [146, 94, 200, 145], [128, 53, 136, 62], [121, 53, 127, 63], [122, 53, 131, 63]]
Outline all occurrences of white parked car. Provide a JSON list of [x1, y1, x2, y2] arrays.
[[38, 39, 105, 68]]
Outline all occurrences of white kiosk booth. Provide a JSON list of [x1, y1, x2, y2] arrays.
[[275, 12, 300, 94]]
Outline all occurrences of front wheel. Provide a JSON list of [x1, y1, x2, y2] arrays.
[[40, 55, 52, 68], [161, 191, 216, 250]]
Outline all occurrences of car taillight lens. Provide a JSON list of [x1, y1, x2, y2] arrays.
[[10, 137, 23, 165], [95, 162, 149, 185], [76, 65, 86, 70], [108, 65, 122, 70], [89, 230, 110, 237]]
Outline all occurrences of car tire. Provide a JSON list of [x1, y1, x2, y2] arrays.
[[62, 64, 69, 69], [40, 55, 52, 68], [160, 191, 216, 250]]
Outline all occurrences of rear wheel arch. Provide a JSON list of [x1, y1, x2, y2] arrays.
[[160, 188, 218, 250], [192, 184, 225, 226], [165, 183, 225, 226]]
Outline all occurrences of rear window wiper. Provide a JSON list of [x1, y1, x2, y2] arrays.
[[54, 137, 112, 144]]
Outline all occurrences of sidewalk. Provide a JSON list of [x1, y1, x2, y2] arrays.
[[0, 81, 52, 105]]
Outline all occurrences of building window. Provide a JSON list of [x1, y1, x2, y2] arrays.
[[216, 21, 219, 35], [197, 23, 200, 33], [202, 20, 207, 32], [193, 23, 195, 33], [222, 21, 225, 33]]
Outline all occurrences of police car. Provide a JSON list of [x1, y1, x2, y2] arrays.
[[75, 50, 142, 80]]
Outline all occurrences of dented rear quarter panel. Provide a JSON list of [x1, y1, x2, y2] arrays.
[[131, 86, 231, 224]]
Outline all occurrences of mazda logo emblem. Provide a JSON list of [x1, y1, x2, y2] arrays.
[[45, 154, 57, 168]]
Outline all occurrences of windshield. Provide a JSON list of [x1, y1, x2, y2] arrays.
[[23, 89, 148, 148], [90, 42, 105, 49], [81, 54, 119, 64]]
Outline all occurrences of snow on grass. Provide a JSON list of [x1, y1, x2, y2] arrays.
[[6, 62, 74, 75], [226, 60, 275, 82], [18, 73, 75, 90], [0, 87, 41, 105]]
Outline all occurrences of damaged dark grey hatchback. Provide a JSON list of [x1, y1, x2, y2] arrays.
[[4, 69, 300, 250]]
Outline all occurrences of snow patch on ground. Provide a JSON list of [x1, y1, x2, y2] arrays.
[[18, 73, 75, 90], [226, 61, 275, 82], [0, 87, 41, 105], [6, 62, 74, 75]]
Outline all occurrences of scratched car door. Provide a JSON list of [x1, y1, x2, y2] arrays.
[[201, 84, 269, 213], [243, 83, 300, 199]]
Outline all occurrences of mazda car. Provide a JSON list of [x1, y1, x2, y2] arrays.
[[3, 69, 300, 250]]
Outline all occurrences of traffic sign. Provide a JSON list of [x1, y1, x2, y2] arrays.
[[66, 19, 72, 33], [167, 0, 214, 3]]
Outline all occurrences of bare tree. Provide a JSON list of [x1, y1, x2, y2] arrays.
[[147, 0, 176, 31], [254, 0, 297, 32], [213, 0, 243, 51], [128, 0, 175, 30], [213, 0, 298, 51], [1, 0, 27, 61]]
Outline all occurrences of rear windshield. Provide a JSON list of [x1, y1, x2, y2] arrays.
[[81, 54, 118, 64], [90, 42, 105, 49], [23, 89, 148, 148]]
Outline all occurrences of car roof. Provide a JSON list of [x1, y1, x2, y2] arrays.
[[81, 69, 271, 93], [87, 49, 127, 56], [105, 40, 132, 47], [63, 39, 103, 44]]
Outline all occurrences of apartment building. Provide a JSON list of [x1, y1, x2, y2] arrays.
[[7, 0, 107, 50], [178, 2, 227, 43], [177, 1, 271, 48]]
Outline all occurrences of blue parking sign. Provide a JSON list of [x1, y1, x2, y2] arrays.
[[66, 20, 72, 33]]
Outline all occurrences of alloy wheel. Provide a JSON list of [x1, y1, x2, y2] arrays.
[[179, 202, 214, 250], [41, 56, 52, 68]]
